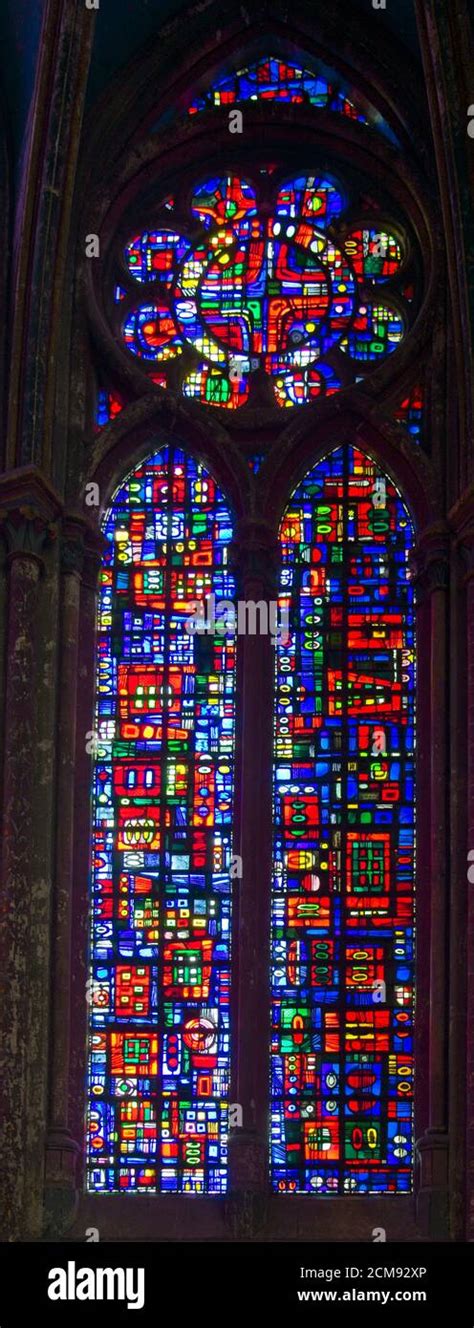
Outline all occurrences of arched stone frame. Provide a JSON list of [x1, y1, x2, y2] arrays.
[[2, 0, 463, 1245]]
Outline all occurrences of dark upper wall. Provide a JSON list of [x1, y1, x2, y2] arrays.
[[0, 0, 46, 182]]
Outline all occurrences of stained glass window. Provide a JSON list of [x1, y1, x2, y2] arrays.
[[247, 453, 265, 474], [118, 175, 409, 410], [184, 56, 398, 146], [188, 56, 368, 122], [87, 446, 236, 1193], [271, 445, 415, 1194]]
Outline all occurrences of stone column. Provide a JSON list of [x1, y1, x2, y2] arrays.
[[226, 518, 279, 1238], [0, 508, 51, 1240], [44, 524, 86, 1235], [413, 524, 450, 1239], [450, 519, 474, 1240]]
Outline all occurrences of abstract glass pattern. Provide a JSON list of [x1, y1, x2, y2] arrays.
[[87, 447, 236, 1193], [271, 445, 415, 1194], [186, 56, 398, 145], [119, 175, 407, 409], [394, 385, 424, 444], [95, 389, 125, 430]]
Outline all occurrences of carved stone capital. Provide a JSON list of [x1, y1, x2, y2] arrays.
[[411, 523, 451, 605], [59, 515, 106, 585], [456, 534, 474, 585], [0, 467, 62, 569], [413, 558, 449, 605], [82, 530, 107, 591], [0, 505, 58, 566]]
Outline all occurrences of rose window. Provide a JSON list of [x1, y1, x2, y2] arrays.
[[116, 174, 410, 409]]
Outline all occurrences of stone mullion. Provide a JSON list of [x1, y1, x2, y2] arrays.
[[226, 520, 279, 1238]]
